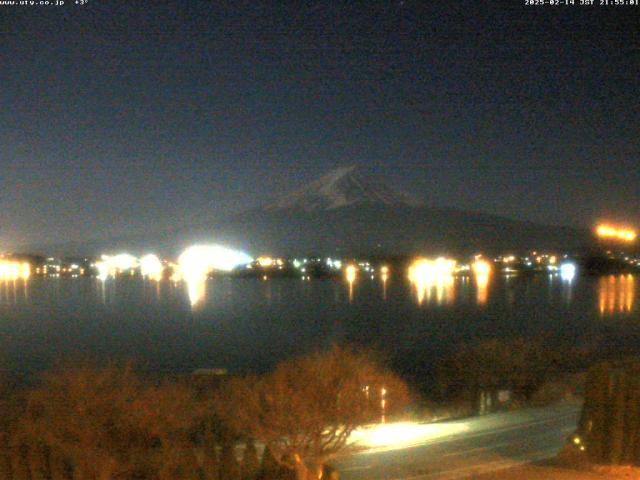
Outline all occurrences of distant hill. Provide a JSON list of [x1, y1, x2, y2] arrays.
[[19, 166, 591, 257]]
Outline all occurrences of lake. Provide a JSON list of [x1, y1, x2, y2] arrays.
[[0, 272, 638, 385]]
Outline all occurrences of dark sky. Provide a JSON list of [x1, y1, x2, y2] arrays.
[[1, 0, 638, 248]]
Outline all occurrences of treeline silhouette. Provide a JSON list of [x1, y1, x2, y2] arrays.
[[0, 336, 616, 479], [579, 359, 640, 465], [0, 347, 408, 480]]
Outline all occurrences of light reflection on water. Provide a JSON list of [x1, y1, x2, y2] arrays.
[[186, 277, 206, 307], [407, 258, 457, 306], [11, 273, 639, 315], [412, 274, 456, 306], [598, 275, 635, 315], [91, 272, 640, 314], [475, 272, 490, 306], [0, 273, 638, 378], [0, 279, 29, 305], [381, 273, 388, 300]]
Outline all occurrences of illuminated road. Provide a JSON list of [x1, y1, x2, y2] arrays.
[[334, 403, 581, 480]]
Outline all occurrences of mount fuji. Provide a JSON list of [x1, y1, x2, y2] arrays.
[[265, 165, 422, 211], [24, 166, 588, 256], [207, 166, 587, 256]]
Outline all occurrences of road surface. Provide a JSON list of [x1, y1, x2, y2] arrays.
[[334, 402, 581, 480]]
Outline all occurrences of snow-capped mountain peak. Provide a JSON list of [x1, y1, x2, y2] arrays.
[[266, 165, 422, 211]]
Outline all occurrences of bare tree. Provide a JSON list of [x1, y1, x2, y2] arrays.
[[215, 346, 409, 480], [16, 363, 208, 480], [129, 379, 209, 480], [17, 364, 142, 479], [438, 337, 556, 404]]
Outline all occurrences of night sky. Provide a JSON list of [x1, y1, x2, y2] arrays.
[[1, 1, 638, 248]]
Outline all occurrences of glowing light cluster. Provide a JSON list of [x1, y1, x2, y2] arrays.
[[95, 253, 168, 281], [95, 259, 110, 281], [111, 253, 137, 270], [256, 256, 284, 268], [139, 254, 164, 280], [0, 260, 30, 281], [349, 421, 469, 453], [95, 253, 138, 280], [379, 266, 389, 300], [560, 262, 576, 282], [256, 256, 274, 267], [408, 257, 456, 305], [345, 264, 357, 302], [472, 259, 492, 276], [345, 264, 357, 283], [177, 245, 252, 306], [178, 245, 251, 278], [325, 258, 342, 270], [408, 258, 457, 281], [596, 225, 637, 242]]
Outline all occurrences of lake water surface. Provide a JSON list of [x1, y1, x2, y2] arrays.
[[0, 273, 638, 383]]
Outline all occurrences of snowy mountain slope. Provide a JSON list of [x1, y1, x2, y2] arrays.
[[265, 166, 422, 211]]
